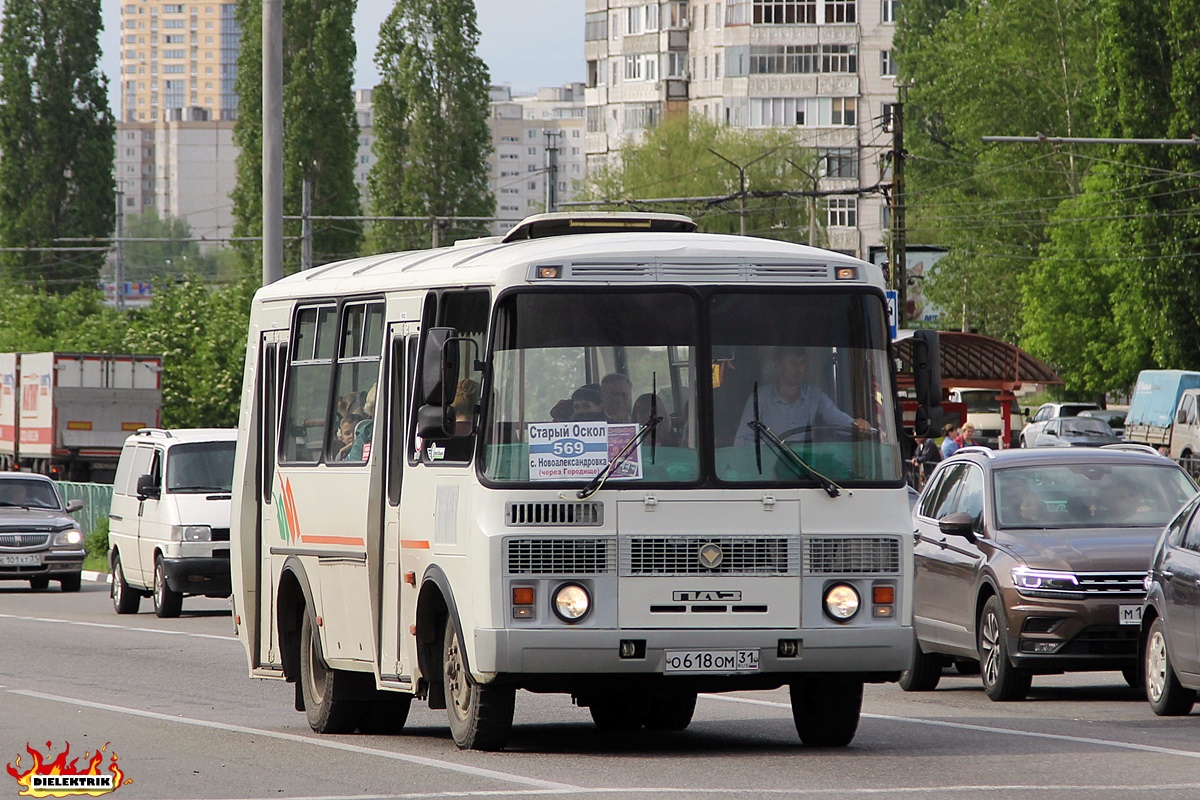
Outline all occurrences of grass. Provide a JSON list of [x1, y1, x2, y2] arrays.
[[83, 554, 108, 574]]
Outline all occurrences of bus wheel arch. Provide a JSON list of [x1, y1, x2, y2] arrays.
[[277, 559, 317, 692], [416, 567, 456, 709]]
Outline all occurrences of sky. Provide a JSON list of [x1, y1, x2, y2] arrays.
[[90, 0, 585, 105]]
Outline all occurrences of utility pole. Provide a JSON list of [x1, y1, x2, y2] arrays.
[[301, 175, 313, 271], [786, 158, 820, 246], [545, 131, 560, 213], [262, 0, 284, 286], [114, 188, 125, 312], [890, 100, 907, 328]]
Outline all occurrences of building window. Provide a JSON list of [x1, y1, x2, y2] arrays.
[[645, 54, 657, 81], [881, 102, 896, 132], [666, 51, 686, 78], [667, 1, 689, 28], [749, 96, 857, 127], [826, 197, 857, 227], [831, 97, 855, 125], [822, 44, 856, 73], [585, 11, 607, 40], [624, 54, 643, 80], [646, 3, 660, 30], [625, 6, 642, 34], [825, 0, 856, 22], [715, 54, 721, 78], [752, 0, 816, 24], [819, 148, 858, 178], [882, 0, 898, 23], [881, 50, 897, 76]]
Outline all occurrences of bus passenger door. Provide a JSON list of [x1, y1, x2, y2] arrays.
[[378, 329, 415, 683], [257, 335, 287, 670]]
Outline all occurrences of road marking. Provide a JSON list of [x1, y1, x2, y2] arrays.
[[0, 612, 238, 642], [702, 694, 1200, 760], [8, 689, 577, 791]]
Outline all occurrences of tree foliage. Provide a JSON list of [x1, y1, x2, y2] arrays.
[[577, 114, 824, 242], [232, 0, 363, 273], [368, 0, 494, 252], [121, 210, 214, 281], [0, 0, 115, 290]]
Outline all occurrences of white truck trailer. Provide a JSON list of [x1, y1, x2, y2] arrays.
[[0, 353, 163, 482]]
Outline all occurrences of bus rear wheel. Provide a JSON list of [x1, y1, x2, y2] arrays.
[[299, 613, 364, 734], [443, 616, 514, 750], [790, 675, 863, 747]]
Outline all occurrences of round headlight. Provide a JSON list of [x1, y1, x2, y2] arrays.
[[824, 583, 860, 622], [552, 583, 591, 623]]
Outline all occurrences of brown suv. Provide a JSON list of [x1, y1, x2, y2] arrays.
[[902, 446, 1197, 701]]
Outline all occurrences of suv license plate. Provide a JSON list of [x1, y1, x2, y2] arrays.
[[0, 554, 41, 567], [664, 649, 759, 674], [1119, 604, 1142, 626]]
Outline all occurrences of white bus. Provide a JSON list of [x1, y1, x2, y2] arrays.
[[230, 212, 941, 751]]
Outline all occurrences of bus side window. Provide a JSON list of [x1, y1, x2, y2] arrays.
[[413, 289, 488, 465], [282, 305, 336, 463], [326, 302, 384, 463]]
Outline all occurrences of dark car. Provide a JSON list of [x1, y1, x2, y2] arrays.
[[1079, 408, 1127, 439], [0, 474, 86, 591], [1141, 494, 1200, 715], [1029, 417, 1124, 448], [902, 446, 1197, 701]]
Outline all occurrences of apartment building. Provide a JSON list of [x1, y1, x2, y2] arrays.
[[583, 0, 899, 259], [489, 84, 588, 235]]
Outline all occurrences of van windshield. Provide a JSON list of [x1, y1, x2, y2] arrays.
[[166, 442, 237, 493]]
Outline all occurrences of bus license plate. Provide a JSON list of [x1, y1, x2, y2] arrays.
[[664, 649, 759, 674], [1119, 605, 1142, 626], [0, 554, 41, 567]]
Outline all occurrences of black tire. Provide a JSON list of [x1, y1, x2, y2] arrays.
[[790, 675, 863, 747], [588, 696, 648, 731], [899, 636, 942, 692], [1122, 666, 1140, 689], [644, 689, 697, 731], [358, 690, 413, 735], [1146, 617, 1197, 716], [111, 555, 141, 614], [152, 556, 183, 618], [28, 576, 50, 591], [443, 616, 514, 750], [955, 659, 981, 676], [299, 612, 365, 733], [59, 573, 81, 593], [978, 595, 1032, 701]]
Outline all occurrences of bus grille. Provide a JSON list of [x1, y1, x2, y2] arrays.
[[621, 536, 799, 576], [803, 537, 901, 575], [505, 501, 603, 527], [504, 537, 615, 575]]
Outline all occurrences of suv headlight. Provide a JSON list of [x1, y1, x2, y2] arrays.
[[53, 528, 83, 547], [1011, 567, 1081, 597], [171, 525, 212, 542]]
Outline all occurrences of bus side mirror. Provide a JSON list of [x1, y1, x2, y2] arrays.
[[420, 327, 460, 407], [911, 329, 941, 438], [416, 403, 456, 440]]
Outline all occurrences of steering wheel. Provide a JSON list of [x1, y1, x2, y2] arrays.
[[773, 423, 858, 443]]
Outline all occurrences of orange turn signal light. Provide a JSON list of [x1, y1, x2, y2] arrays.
[[873, 585, 895, 604], [512, 587, 535, 606]]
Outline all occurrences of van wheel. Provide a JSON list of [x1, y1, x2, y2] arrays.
[[152, 556, 183, 618], [111, 555, 141, 614], [1146, 617, 1197, 716], [790, 675, 863, 747], [443, 615, 514, 750], [29, 576, 50, 591], [588, 694, 648, 731], [299, 613, 365, 733], [644, 689, 697, 731], [59, 573, 81, 593]]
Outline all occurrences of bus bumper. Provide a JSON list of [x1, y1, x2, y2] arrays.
[[472, 625, 913, 676]]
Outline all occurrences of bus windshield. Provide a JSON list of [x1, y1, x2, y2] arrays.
[[481, 288, 900, 487]]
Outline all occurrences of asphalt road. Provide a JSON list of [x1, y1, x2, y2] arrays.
[[2, 580, 1199, 800]]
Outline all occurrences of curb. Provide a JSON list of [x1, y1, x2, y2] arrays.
[[83, 570, 112, 585]]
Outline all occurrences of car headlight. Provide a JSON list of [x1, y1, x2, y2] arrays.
[[171, 525, 212, 542], [53, 529, 83, 547], [552, 583, 590, 623], [1011, 567, 1081, 596], [823, 583, 860, 622]]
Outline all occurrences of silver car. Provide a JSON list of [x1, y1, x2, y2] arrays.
[[0, 474, 86, 591]]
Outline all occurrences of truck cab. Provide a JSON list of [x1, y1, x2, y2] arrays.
[[1168, 388, 1200, 473]]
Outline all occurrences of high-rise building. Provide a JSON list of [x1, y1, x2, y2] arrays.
[[583, 0, 899, 259], [489, 84, 587, 235]]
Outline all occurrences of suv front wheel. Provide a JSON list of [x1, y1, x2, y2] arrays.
[[978, 595, 1032, 701]]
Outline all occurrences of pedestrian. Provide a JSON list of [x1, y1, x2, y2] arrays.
[[913, 434, 943, 486], [958, 423, 977, 449], [941, 423, 961, 458]]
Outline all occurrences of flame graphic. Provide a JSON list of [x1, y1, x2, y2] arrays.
[[6, 742, 130, 797]]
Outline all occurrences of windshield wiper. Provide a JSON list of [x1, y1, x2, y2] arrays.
[[576, 412, 663, 500], [745, 419, 845, 498]]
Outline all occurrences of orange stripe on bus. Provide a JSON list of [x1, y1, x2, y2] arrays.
[[400, 539, 430, 549], [299, 535, 366, 547]]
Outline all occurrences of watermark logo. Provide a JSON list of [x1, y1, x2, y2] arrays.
[[6, 742, 130, 797]]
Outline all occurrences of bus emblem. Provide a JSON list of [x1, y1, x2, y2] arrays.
[[698, 543, 724, 569]]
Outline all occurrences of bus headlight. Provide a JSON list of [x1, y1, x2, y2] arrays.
[[824, 584, 860, 622], [552, 583, 590, 623]]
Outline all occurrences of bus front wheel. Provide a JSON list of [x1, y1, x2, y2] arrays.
[[443, 616, 514, 751], [790, 675, 862, 747]]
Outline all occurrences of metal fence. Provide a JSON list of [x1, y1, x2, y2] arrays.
[[57, 482, 113, 537]]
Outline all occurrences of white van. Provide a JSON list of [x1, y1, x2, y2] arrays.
[[108, 428, 237, 617]]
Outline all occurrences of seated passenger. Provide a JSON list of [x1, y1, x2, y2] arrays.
[[632, 392, 676, 445], [601, 373, 634, 423], [570, 384, 606, 421], [733, 348, 871, 445]]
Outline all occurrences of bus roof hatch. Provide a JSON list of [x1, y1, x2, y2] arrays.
[[501, 211, 698, 242]]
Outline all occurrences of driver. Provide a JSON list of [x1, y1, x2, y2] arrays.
[[733, 348, 871, 445]]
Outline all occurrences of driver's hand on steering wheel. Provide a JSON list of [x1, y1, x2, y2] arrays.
[[852, 418, 873, 436]]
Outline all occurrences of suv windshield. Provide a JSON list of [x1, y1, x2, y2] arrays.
[[995, 463, 1196, 529], [481, 288, 900, 487], [166, 442, 237, 493], [0, 479, 61, 509]]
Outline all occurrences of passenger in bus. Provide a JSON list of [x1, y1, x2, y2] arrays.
[[452, 378, 480, 434], [601, 373, 633, 423], [335, 415, 363, 460], [733, 348, 871, 445], [571, 384, 606, 421], [633, 392, 677, 445], [345, 384, 377, 461]]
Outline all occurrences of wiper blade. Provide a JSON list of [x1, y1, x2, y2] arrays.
[[745, 420, 844, 498], [577, 413, 662, 500]]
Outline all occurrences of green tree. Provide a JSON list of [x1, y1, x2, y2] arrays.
[[0, 0, 115, 290], [0, 286, 122, 353], [897, 0, 1101, 340], [121, 210, 210, 282], [578, 114, 823, 242], [232, 0, 363, 274], [368, 0, 494, 252]]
